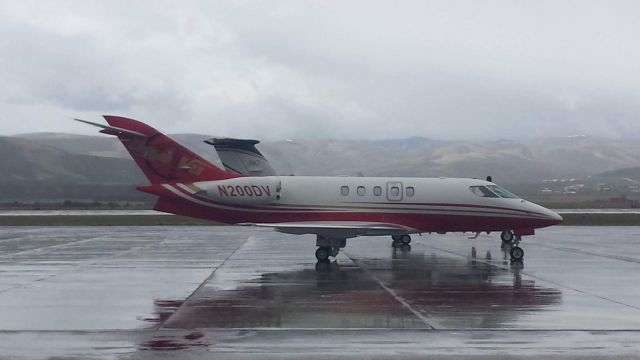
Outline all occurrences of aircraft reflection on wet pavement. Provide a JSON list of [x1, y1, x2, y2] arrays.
[[147, 247, 561, 331]]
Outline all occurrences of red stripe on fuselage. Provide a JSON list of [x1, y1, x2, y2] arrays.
[[157, 184, 558, 231], [345, 201, 548, 218], [170, 184, 546, 218]]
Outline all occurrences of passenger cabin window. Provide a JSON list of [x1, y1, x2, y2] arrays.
[[469, 186, 499, 198], [357, 186, 366, 196], [390, 186, 400, 197], [406, 186, 415, 197], [373, 186, 382, 196], [341, 186, 349, 196]]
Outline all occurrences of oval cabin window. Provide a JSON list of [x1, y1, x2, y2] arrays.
[[357, 186, 366, 196], [373, 186, 382, 196], [341, 186, 349, 196], [406, 186, 415, 197]]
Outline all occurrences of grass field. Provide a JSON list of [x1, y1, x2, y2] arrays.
[[1, 214, 640, 226]]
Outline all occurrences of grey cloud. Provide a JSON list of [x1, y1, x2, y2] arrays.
[[0, 0, 639, 140]]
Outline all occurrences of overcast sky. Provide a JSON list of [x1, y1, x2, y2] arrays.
[[1, 0, 639, 140]]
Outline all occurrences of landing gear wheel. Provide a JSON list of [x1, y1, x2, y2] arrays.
[[501, 231, 514, 244], [330, 247, 340, 257], [315, 247, 331, 261], [510, 246, 524, 261], [399, 235, 411, 245]]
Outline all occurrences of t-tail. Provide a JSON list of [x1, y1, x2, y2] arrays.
[[76, 115, 236, 184]]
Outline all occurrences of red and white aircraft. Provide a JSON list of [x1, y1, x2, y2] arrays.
[[78, 116, 562, 262]]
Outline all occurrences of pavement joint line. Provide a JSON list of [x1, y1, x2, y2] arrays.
[[343, 251, 436, 330], [528, 242, 640, 264], [510, 270, 640, 312], [158, 235, 253, 329], [0, 235, 110, 259], [0, 236, 170, 295], [415, 239, 640, 312]]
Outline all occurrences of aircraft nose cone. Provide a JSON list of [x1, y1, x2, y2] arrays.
[[548, 210, 563, 225], [539, 206, 562, 225], [528, 202, 563, 227]]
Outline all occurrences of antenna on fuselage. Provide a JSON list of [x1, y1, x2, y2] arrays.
[[486, 176, 493, 182]]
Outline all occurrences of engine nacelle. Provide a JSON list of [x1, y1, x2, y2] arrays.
[[194, 177, 281, 205]]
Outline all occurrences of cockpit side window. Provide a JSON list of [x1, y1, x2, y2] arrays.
[[469, 186, 499, 198], [487, 185, 519, 199]]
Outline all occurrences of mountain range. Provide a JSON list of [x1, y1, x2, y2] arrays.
[[2, 132, 640, 202]]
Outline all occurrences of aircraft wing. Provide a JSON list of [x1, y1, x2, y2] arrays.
[[239, 221, 418, 238]]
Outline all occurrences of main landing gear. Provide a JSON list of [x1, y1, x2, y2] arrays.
[[315, 236, 346, 262], [391, 235, 411, 247], [501, 230, 524, 262], [315, 246, 341, 261]]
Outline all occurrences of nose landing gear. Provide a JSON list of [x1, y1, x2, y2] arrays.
[[509, 246, 524, 261], [501, 230, 514, 244], [501, 230, 524, 262]]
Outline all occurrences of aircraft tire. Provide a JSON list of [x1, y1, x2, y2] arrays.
[[510, 246, 524, 261], [400, 235, 411, 245], [501, 230, 514, 243], [315, 247, 331, 261]]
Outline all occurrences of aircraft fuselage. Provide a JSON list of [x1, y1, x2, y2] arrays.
[[152, 176, 561, 236]]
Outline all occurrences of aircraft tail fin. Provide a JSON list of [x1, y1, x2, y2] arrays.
[[77, 115, 236, 184]]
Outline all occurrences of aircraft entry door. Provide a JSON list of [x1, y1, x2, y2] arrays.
[[386, 182, 403, 201]]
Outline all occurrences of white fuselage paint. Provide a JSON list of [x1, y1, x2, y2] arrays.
[[190, 176, 559, 222]]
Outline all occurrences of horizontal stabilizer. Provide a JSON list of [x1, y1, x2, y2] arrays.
[[74, 118, 147, 137], [76, 115, 235, 183]]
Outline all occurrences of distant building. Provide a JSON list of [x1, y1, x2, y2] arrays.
[[563, 185, 579, 194]]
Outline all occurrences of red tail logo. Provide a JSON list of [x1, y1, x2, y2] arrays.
[[102, 115, 236, 183]]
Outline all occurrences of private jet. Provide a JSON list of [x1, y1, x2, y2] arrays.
[[77, 116, 562, 262]]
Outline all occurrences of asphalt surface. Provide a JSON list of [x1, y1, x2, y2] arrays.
[[1, 226, 640, 359]]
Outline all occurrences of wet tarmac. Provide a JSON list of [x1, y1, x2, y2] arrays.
[[1, 226, 640, 358]]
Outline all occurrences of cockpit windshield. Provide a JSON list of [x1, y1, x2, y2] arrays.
[[469, 185, 520, 199], [469, 186, 498, 198], [486, 185, 519, 198]]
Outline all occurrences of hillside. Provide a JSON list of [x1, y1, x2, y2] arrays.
[[0, 136, 148, 202], [259, 136, 640, 182], [0, 137, 144, 184], [4, 132, 640, 203]]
